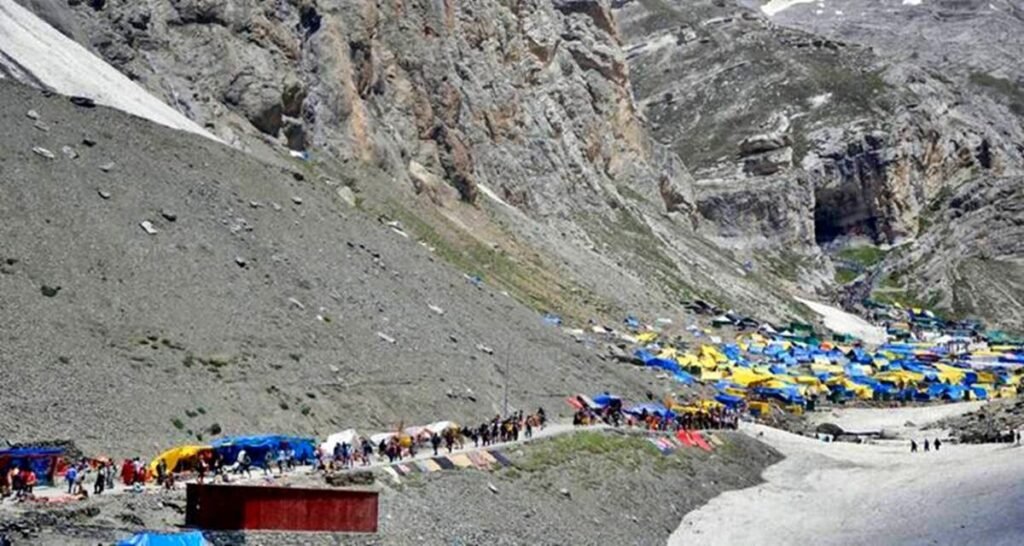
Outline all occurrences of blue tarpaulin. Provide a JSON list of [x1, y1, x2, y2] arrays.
[[0, 447, 63, 485], [673, 371, 696, 385], [592, 393, 621, 407], [211, 435, 315, 467], [626, 403, 676, 419], [714, 393, 744, 408], [117, 531, 209, 546]]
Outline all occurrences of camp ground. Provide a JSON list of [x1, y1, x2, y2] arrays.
[[1, 296, 1021, 545], [608, 301, 1024, 423]]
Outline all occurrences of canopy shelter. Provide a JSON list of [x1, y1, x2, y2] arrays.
[[148, 445, 211, 475], [117, 531, 209, 546], [625, 403, 676, 419], [0, 447, 64, 485], [211, 435, 314, 468], [425, 421, 460, 435], [592, 393, 622, 408], [318, 429, 360, 457]]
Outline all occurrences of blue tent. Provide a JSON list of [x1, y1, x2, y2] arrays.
[[0, 447, 63, 485], [633, 349, 656, 364], [714, 393, 744, 408], [592, 393, 621, 408], [673, 371, 696, 385], [625, 403, 675, 419], [753, 386, 805, 405], [211, 435, 315, 467], [117, 531, 209, 546]]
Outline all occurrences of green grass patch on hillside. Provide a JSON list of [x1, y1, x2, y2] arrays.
[[970, 72, 1024, 117], [837, 246, 888, 267], [835, 268, 860, 285], [516, 431, 656, 472], [374, 201, 611, 324]]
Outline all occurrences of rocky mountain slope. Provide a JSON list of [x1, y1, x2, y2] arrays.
[[615, 0, 1024, 328], [0, 79, 672, 455], [7, 0, 809, 326], [4, 0, 1023, 453], [765, 0, 1024, 327]]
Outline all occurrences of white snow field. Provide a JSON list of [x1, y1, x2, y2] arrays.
[[0, 0, 216, 140]]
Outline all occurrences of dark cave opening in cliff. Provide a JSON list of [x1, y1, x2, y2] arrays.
[[814, 186, 881, 245]]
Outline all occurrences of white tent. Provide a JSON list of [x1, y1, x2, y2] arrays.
[[425, 421, 458, 434], [319, 429, 359, 454], [369, 432, 396, 445]]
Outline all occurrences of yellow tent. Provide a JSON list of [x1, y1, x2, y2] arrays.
[[701, 370, 724, 381], [793, 375, 821, 386], [676, 353, 700, 368], [997, 386, 1017, 398], [975, 370, 997, 384], [636, 331, 658, 344], [658, 347, 678, 359], [700, 345, 728, 364], [730, 367, 768, 386], [149, 444, 211, 474], [935, 364, 966, 384]]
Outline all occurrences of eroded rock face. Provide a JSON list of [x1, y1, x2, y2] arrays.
[[616, 0, 1024, 255], [30, 0, 824, 327], [44, 0, 689, 220]]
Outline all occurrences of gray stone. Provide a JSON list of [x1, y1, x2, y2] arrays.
[[336, 186, 357, 208], [32, 146, 55, 159]]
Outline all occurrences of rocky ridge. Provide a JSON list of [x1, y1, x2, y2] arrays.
[[615, 0, 1024, 328]]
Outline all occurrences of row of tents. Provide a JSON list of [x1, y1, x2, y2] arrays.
[[148, 421, 465, 476]]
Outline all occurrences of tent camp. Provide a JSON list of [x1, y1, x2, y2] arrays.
[[211, 435, 314, 467], [0, 447, 63, 485], [148, 445, 211, 475], [117, 531, 209, 546]]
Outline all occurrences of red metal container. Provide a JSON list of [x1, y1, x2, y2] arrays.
[[185, 483, 378, 533]]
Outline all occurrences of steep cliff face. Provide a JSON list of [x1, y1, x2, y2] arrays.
[[28, 0, 683, 214], [613, 0, 1024, 321], [616, 0, 1022, 249], [12, 0, 809, 323]]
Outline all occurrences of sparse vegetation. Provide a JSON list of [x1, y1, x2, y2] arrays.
[[970, 72, 1024, 116], [171, 418, 185, 430], [835, 268, 859, 285], [837, 246, 887, 267], [516, 431, 657, 473]]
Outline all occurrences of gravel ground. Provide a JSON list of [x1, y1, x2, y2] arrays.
[[0, 429, 781, 545], [933, 398, 1024, 443]]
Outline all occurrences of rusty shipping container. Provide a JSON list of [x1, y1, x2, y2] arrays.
[[185, 483, 378, 533]]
